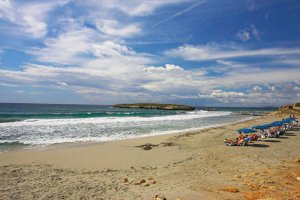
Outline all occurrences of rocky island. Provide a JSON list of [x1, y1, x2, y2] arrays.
[[113, 103, 195, 111]]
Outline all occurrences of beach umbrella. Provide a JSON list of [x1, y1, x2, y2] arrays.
[[252, 125, 268, 130], [237, 128, 257, 134], [270, 121, 283, 127], [263, 124, 272, 128], [283, 118, 294, 124]]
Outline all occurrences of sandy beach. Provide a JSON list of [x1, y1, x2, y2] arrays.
[[1, 0, 300, 199], [0, 115, 299, 200]]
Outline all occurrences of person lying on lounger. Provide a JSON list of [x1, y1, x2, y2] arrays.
[[224, 136, 251, 146]]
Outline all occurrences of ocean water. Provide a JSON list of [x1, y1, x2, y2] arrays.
[[0, 103, 277, 151]]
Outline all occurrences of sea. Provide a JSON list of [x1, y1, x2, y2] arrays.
[[0, 103, 277, 152]]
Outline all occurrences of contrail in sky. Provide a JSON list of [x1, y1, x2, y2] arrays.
[[153, 0, 207, 27]]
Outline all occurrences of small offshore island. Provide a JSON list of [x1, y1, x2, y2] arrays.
[[113, 103, 195, 111]]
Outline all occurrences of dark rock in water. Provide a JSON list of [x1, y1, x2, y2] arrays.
[[113, 103, 195, 111]]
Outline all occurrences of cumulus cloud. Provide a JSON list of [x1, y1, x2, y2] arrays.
[[1, 58, 299, 106], [146, 64, 184, 71]]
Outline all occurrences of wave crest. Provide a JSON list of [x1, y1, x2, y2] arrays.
[[0, 110, 231, 127]]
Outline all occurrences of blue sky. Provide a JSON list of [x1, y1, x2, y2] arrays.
[[0, 0, 299, 106]]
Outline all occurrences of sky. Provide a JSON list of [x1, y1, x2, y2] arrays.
[[0, 0, 299, 106]]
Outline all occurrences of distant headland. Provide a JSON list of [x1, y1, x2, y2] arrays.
[[113, 103, 195, 111]]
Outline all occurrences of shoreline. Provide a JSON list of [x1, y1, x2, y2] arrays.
[[1, 115, 299, 199], [0, 115, 256, 153]]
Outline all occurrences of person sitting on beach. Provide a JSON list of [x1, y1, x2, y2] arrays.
[[249, 133, 260, 141], [236, 137, 246, 145], [224, 136, 246, 146], [238, 133, 247, 139], [224, 137, 239, 144]]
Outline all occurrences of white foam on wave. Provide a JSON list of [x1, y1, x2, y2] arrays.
[[0, 110, 232, 127], [0, 137, 115, 145], [0, 110, 237, 147], [0, 115, 254, 146]]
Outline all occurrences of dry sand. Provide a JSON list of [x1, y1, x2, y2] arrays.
[[0, 115, 299, 200]]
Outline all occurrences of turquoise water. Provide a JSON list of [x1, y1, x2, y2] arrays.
[[0, 103, 186, 122], [0, 103, 277, 151]]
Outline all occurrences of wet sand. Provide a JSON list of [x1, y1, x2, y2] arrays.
[[0, 115, 299, 199]]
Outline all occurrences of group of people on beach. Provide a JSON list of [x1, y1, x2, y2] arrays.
[[224, 116, 299, 146]]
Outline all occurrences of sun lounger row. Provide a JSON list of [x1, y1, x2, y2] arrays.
[[224, 116, 298, 146]]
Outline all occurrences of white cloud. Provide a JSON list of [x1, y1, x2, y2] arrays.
[[216, 60, 232, 66], [28, 29, 94, 65], [236, 24, 260, 42], [217, 68, 300, 87], [19, 3, 53, 38], [0, 0, 14, 20], [210, 90, 245, 98], [89, 0, 194, 16], [253, 85, 262, 92], [91, 41, 136, 58], [166, 43, 300, 61], [165, 64, 184, 71], [210, 59, 251, 75], [56, 81, 68, 87], [0, 82, 17, 87], [96, 19, 141, 38], [146, 64, 184, 72], [276, 58, 300, 66], [269, 85, 276, 91], [0, 0, 68, 38], [1, 59, 299, 105], [236, 30, 250, 42]]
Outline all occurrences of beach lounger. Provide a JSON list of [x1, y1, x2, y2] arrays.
[[267, 129, 280, 138], [249, 133, 260, 141], [224, 136, 251, 146]]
